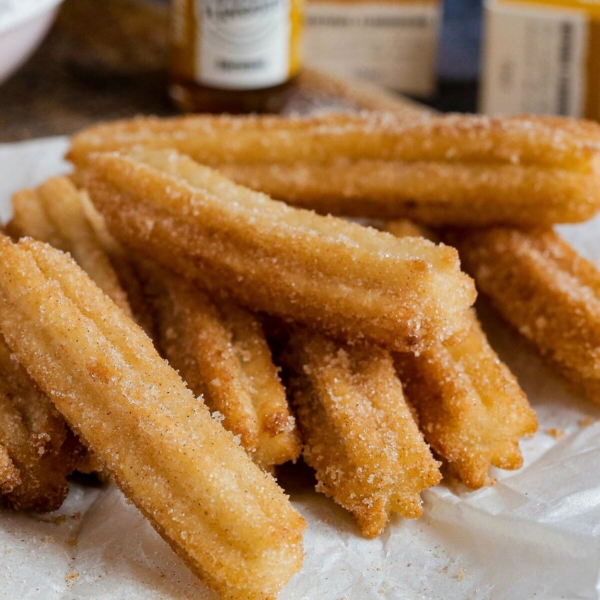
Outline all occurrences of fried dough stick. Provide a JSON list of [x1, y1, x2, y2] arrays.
[[450, 227, 600, 405], [10, 177, 139, 476], [0, 333, 79, 510], [69, 113, 600, 227], [0, 235, 305, 600], [280, 329, 441, 538], [80, 149, 475, 353], [0, 218, 78, 506], [77, 189, 158, 338], [9, 177, 132, 317], [146, 267, 301, 470], [386, 220, 537, 488], [0, 444, 20, 494]]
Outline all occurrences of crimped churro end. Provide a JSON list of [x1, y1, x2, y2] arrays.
[[396, 312, 537, 490], [389, 220, 536, 489], [283, 331, 441, 537], [0, 330, 80, 511]]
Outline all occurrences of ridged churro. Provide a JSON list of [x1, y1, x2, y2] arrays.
[[10, 177, 132, 317], [78, 148, 475, 353], [69, 113, 600, 227], [450, 227, 600, 405], [217, 162, 600, 227], [0, 333, 80, 511], [0, 235, 305, 600], [386, 220, 537, 488], [69, 112, 600, 168], [395, 317, 537, 488], [0, 444, 20, 494], [10, 177, 141, 478], [77, 189, 157, 338], [280, 329, 441, 538], [145, 266, 301, 470]]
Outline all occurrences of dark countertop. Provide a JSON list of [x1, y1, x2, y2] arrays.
[[0, 0, 476, 143], [0, 0, 173, 142]]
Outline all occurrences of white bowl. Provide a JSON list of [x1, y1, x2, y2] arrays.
[[0, 0, 64, 85]]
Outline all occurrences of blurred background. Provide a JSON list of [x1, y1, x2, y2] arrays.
[[1, 0, 594, 142]]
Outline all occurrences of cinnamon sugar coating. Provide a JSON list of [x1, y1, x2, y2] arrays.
[[0, 333, 80, 510], [79, 149, 475, 353], [69, 112, 600, 227], [10, 177, 132, 317], [281, 329, 441, 538], [144, 265, 301, 470], [451, 227, 600, 404], [386, 220, 537, 488], [0, 235, 305, 600]]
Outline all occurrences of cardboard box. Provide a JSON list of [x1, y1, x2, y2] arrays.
[[304, 0, 442, 97], [481, 0, 600, 119]]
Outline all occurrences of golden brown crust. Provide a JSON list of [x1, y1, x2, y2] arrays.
[[0, 235, 305, 600], [395, 312, 537, 488], [79, 149, 475, 353], [10, 177, 144, 480], [145, 265, 301, 469], [69, 112, 600, 170], [68, 112, 600, 227], [78, 190, 158, 338], [10, 177, 133, 317], [381, 219, 436, 241], [450, 227, 600, 404], [385, 220, 537, 488], [0, 444, 20, 494], [218, 161, 600, 227], [281, 329, 441, 538], [0, 333, 80, 511]]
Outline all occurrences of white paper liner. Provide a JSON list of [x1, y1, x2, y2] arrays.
[[0, 137, 599, 600]]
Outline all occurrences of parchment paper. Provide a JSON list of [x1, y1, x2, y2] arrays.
[[1, 137, 599, 600]]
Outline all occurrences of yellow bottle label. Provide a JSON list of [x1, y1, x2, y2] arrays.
[[481, 0, 600, 120], [171, 0, 304, 90]]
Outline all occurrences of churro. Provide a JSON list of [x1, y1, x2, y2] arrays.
[[78, 189, 158, 338], [0, 444, 20, 494], [450, 227, 600, 404], [10, 177, 143, 479], [146, 266, 301, 470], [79, 148, 475, 353], [387, 220, 537, 488], [395, 317, 537, 488], [0, 234, 305, 600], [69, 113, 600, 227], [0, 333, 80, 511], [280, 328, 441, 538], [10, 177, 132, 317]]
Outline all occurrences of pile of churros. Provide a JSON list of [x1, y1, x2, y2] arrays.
[[1, 109, 600, 599]]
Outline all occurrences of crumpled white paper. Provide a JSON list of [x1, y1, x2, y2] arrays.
[[1, 137, 600, 600]]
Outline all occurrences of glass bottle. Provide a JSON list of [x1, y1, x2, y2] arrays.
[[170, 0, 304, 113]]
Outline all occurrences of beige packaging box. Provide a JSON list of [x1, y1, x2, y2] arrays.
[[481, 0, 600, 120], [304, 0, 442, 97]]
